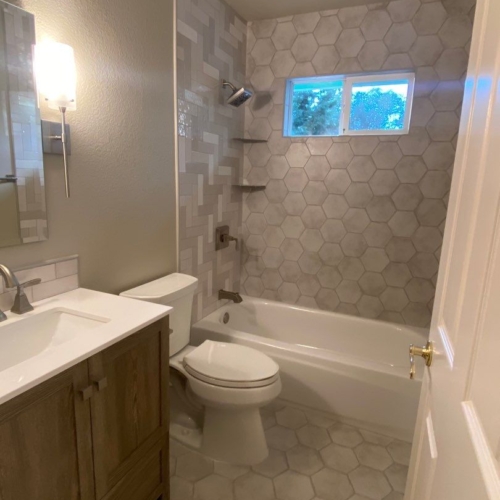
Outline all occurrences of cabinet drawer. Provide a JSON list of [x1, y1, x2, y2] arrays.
[[102, 445, 164, 500]]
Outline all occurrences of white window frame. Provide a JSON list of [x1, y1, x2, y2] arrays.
[[283, 70, 416, 138]]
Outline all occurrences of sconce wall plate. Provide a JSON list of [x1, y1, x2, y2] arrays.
[[41, 120, 71, 155]]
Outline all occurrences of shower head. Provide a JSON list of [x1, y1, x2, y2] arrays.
[[222, 79, 253, 107]]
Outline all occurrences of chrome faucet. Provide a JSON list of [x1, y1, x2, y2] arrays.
[[0, 264, 19, 290], [0, 264, 41, 320], [218, 289, 243, 303], [0, 264, 17, 322]]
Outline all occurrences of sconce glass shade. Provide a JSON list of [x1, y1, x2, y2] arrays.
[[34, 42, 76, 111]]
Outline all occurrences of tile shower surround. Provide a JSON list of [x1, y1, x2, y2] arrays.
[[177, 0, 247, 322], [170, 400, 412, 500], [241, 0, 475, 327]]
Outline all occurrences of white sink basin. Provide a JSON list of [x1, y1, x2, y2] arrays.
[[0, 308, 109, 372], [0, 288, 171, 405]]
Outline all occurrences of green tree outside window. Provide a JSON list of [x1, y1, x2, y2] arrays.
[[349, 87, 406, 131], [291, 87, 343, 136], [287, 76, 411, 137]]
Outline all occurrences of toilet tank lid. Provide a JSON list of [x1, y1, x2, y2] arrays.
[[120, 273, 198, 302]]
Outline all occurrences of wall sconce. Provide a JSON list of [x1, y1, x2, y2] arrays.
[[34, 42, 76, 198]]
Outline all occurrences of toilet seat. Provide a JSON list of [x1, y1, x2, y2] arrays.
[[183, 340, 280, 389], [184, 365, 280, 388]]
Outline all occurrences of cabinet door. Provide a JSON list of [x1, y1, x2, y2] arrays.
[[88, 319, 169, 500], [0, 361, 95, 500]]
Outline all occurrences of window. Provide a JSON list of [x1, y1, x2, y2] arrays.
[[284, 71, 415, 137]]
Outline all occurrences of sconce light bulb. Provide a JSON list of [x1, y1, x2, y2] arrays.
[[34, 42, 76, 111]]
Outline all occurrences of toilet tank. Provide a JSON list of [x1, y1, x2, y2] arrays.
[[120, 273, 198, 356]]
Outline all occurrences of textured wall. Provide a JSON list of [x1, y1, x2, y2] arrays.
[[177, 0, 247, 321], [0, 0, 177, 293], [241, 1, 475, 327]]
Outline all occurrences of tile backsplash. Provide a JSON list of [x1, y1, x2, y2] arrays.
[[0, 256, 79, 311], [241, 1, 475, 328]]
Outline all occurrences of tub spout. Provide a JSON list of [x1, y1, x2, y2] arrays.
[[218, 289, 243, 303]]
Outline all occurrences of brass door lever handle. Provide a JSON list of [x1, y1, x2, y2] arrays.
[[409, 341, 434, 379]]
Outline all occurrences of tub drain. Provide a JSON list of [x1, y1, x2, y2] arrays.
[[222, 312, 230, 324]]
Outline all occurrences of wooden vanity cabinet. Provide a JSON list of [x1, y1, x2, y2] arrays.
[[0, 360, 95, 500], [0, 318, 170, 500], [89, 320, 170, 500]]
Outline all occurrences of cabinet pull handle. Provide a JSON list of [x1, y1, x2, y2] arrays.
[[94, 377, 108, 392], [80, 386, 93, 401]]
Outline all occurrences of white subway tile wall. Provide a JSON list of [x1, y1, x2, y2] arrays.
[[177, 0, 247, 321], [0, 256, 79, 312], [241, 1, 475, 328]]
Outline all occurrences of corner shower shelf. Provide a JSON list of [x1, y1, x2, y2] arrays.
[[233, 182, 267, 192], [232, 138, 268, 144]]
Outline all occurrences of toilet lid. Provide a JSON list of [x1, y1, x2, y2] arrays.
[[183, 340, 279, 387]]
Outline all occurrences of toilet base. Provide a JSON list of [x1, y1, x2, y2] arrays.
[[170, 407, 269, 465], [170, 351, 281, 465], [202, 406, 268, 465], [171, 421, 203, 450], [170, 391, 268, 465]]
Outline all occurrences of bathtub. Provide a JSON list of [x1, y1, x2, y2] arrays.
[[191, 296, 428, 442]]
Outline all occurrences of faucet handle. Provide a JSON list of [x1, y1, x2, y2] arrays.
[[19, 278, 42, 289]]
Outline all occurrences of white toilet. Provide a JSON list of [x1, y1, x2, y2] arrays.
[[121, 273, 281, 465]]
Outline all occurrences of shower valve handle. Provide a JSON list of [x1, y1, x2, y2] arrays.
[[409, 341, 434, 380], [215, 225, 239, 251], [221, 233, 239, 250]]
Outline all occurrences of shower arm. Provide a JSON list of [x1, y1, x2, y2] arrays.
[[222, 80, 237, 92]]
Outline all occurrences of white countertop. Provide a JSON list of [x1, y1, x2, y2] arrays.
[[0, 288, 172, 405]]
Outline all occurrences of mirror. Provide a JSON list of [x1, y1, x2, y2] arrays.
[[0, 1, 46, 248]]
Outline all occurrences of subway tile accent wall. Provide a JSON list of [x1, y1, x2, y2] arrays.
[[176, 0, 247, 321], [241, 1, 475, 327], [0, 256, 79, 311]]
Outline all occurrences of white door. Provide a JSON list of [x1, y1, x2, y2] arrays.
[[404, 0, 500, 498]]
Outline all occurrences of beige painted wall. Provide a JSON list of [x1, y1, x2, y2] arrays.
[[0, 0, 177, 293]]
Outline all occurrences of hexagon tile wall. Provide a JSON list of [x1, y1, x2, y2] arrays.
[[241, 0, 476, 328]]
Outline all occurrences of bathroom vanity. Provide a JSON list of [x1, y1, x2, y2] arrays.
[[0, 288, 171, 500]]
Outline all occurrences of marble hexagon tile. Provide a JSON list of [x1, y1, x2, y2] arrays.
[[169, 401, 412, 500], [241, 0, 475, 328]]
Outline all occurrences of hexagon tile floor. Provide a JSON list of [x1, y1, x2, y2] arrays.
[[170, 401, 412, 500]]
